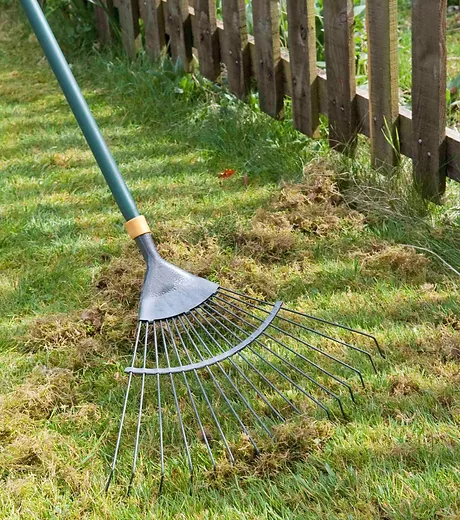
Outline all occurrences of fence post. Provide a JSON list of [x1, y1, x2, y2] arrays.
[[222, 0, 250, 98], [286, 0, 319, 137], [253, 0, 284, 118], [323, 0, 357, 153], [139, 0, 166, 61], [194, 0, 220, 81], [367, 0, 399, 170], [166, 0, 193, 72], [412, 0, 447, 201]]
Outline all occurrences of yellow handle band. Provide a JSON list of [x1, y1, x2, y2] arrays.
[[125, 215, 151, 239]]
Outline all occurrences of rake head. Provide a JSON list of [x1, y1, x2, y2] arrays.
[[105, 235, 383, 494]]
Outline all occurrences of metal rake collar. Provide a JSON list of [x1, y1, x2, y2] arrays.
[[135, 233, 220, 321]]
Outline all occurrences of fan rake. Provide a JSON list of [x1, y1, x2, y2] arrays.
[[106, 287, 383, 494]]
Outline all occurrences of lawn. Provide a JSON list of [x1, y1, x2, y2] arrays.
[[1, 3, 460, 519]]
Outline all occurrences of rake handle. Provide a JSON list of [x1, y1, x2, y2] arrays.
[[20, 0, 140, 223]]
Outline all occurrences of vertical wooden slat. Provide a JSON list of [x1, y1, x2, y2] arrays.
[[252, 0, 283, 118], [118, 0, 137, 59], [412, 0, 447, 200], [94, 0, 113, 46], [139, 0, 166, 61], [222, 0, 250, 98], [131, 0, 141, 38], [194, 0, 220, 81], [367, 0, 399, 170], [166, 0, 193, 72], [323, 0, 357, 153], [286, 0, 319, 137]]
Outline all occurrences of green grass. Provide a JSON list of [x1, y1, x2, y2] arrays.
[[1, 4, 460, 519]]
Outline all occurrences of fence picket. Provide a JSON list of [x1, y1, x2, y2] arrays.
[[323, 0, 357, 153], [286, 0, 319, 137], [252, 0, 283, 118], [194, 0, 220, 81], [367, 0, 399, 170], [94, 0, 113, 46], [118, 0, 137, 59], [139, 0, 166, 61], [222, 0, 250, 98], [412, 0, 447, 200], [166, 0, 193, 72]]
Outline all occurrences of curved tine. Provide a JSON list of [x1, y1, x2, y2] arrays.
[[216, 294, 377, 375], [196, 306, 285, 422], [204, 302, 346, 418], [153, 322, 165, 495], [190, 309, 275, 438], [177, 315, 235, 465], [106, 321, 143, 492], [219, 288, 384, 358], [200, 305, 331, 419], [167, 319, 217, 472], [211, 298, 359, 398], [182, 313, 260, 454], [201, 304, 299, 416], [127, 322, 149, 495], [221, 290, 384, 360], [280, 307, 384, 359], [160, 321, 194, 483]]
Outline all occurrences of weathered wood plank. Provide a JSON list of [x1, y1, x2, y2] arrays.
[[118, 0, 137, 59], [166, 0, 193, 71], [286, 0, 319, 137], [323, 0, 357, 153], [412, 0, 447, 200], [193, 0, 220, 80], [139, 0, 166, 60], [94, 0, 113, 46], [367, 0, 399, 169], [131, 0, 141, 37], [221, 0, 250, 98], [252, 0, 283, 118]]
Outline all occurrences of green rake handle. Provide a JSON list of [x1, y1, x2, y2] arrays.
[[20, 0, 140, 223]]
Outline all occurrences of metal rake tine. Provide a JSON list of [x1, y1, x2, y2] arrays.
[[153, 322, 165, 495], [218, 288, 384, 359], [127, 322, 149, 495], [200, 302, 328, 419], [191, 309, 275, 437], [204, 302, 345, 418], [197, 305, 285, 422], [160, 321, 194, 485], [182, 313, 261, 454], [210, 298, 357, 400], [204, 302, 332, 417], [214, 294, 364, 390], [167, 319, 217, 472], [177, 315, 235, 465], [217, 293, 377, 374], [192, 310, 300, 415], [106, 321, 143, 492]]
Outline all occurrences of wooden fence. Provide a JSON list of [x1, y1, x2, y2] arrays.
[[93, 0, 460, 200]]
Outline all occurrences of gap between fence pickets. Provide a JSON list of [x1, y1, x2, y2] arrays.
[[166, 1, 460, 184]]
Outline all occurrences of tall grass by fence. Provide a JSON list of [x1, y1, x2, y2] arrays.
[[91, 0, 459, 200]]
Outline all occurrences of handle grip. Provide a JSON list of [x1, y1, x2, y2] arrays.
[[20, 0, 140, 222]]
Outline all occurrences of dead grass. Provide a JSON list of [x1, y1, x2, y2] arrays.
[[0, 366, 76, 420], [361, 245, 431, 282], [388, 374, 422, 396], [210, 419, 332, 483]]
